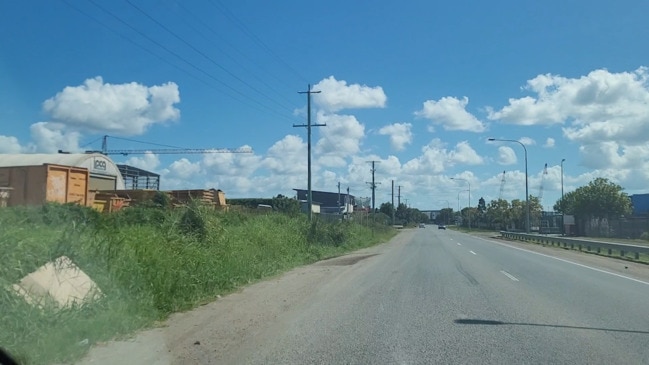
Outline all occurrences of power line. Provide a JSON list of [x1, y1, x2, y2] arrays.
[[83, 0, 300, 124], [61, 0, 215, 90], [124, 0, 295, 114], [209, 0, 309, 83], [173, 1, 301, 106]]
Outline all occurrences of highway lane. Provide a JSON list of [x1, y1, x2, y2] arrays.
[[227, 227, 649, 365]]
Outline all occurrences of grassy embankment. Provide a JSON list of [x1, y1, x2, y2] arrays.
[[0, 203, 395, 364]]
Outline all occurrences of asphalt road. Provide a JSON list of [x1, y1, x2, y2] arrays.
[[226, 227, 649, 365]]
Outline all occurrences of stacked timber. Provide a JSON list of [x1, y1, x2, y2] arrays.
[[168, 188, 227, 209]]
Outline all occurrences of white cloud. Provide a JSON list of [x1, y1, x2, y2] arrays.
[[42, 76, 180, 136], [448, 141, 484, 165], [314, 112, 365, 161], [125, 152, 161, 171], [312, 76, 387, 112], [544, 137, 555, 148], [378, 123, 412, 151], [0, 135, 24, 153], [263, 135, 307, 175], [487, 68, 649, 142], [519, 137, 536, 145], [202, 145, 261, 176], [497, 146, 517, 165], [402, 139, 483, 175], [29, 122, 82, 153], [415, 96, 486, 132]]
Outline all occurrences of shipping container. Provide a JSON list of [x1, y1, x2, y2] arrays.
[[0, 164, 89, 207]]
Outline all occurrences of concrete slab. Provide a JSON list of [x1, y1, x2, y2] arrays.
[[12, 256, 102, 308]]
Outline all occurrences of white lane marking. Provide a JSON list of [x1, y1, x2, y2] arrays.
[[500, 270, 519, 281], [475, 236, 649, 287], [457, 242, 462, 246], [469, 250, 477, 255]]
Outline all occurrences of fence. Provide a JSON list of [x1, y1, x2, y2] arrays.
[[499, 231, 649, 263]]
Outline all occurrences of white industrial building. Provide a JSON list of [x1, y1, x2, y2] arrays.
[[0, 153, 125, 190]]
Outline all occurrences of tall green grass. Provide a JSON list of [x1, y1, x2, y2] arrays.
[[0, 203, 394, 364]]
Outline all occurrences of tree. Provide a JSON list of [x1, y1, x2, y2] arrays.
[[553, 178, 631, 237], [485, 199, 510, 230], [461, 207, 479, 227], [553, 190, 577, 214], [477, 197, 487, 226], [558, 178, 631, 219], [379, 202, 395, 218], [272, 194, 300, 215], [437, 208, 454, 225]]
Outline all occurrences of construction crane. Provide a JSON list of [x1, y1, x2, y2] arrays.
[[538, 163, 548, 203], [499, 170, 506, 200], [84, 135, 253, 155]]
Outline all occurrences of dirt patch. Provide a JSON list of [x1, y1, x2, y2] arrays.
[[316, 254, 378, 266]]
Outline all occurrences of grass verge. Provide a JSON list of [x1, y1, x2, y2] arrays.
[[0, 203, 395, 364]]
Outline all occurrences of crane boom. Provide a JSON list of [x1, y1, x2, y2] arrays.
[[92, 147, 252, 155], [85, 135, 253, 155], [538, 163, 548, 202], [499, 170, 506, 200]]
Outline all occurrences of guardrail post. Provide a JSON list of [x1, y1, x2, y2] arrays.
[[620, 250, 625, 257], [635, 252, 640, 260], [578, 244, 582, 251], [587, 245, 591, 252], [597, 247, 600, 253], [608, 248, 612, 255]]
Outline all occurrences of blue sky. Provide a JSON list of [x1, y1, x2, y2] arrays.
[[2, 0, 649, 210]]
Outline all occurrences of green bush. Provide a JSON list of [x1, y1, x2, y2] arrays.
[[0, 204, 395, 364]]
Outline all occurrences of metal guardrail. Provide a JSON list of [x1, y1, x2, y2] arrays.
[[499, 231, 649, 262]]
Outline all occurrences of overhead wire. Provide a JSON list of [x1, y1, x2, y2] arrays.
[[209, 0, 309, 84], [173, 1, 301, 109], [61, 0, 214, 91], [78, 0, 301, 124], [124, 0, 299, 115]]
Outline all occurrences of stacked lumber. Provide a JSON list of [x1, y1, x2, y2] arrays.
[[168, 188, 227, 208], [95, 189, 163, 206], [91, 192, 130, 213]]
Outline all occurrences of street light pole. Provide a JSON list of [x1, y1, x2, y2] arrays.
[[457, 189, 469, 226], [561, 158, 565, 235], [451, 178, 471, 228], [561, 158, 565, 201], [489, 138, 530, 233]]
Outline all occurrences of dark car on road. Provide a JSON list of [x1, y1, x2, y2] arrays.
[[438, 225, 446, 230]]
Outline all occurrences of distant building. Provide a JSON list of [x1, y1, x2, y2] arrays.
[[420, 210, 441, 221], [630, 194, 649, 216], [294, 189, 355, 214]]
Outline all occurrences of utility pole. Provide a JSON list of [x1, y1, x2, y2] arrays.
[[294, 84, 324, 221], [366, 160, 380, 212], [391, 180, 395, 225], [337, 182, 341, 214], [397, 185, 402, 207]]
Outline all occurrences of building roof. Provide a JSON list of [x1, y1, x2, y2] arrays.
[[0, 153, 105, 167], [0, 153, 125, 189]]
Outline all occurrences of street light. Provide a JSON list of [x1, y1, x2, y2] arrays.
[[451, 177, 471, 228], [561, 158, 566, 235], [457, 189, 469, 225], [488, 138, 530, 233], [560, 158, 565, 201]]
